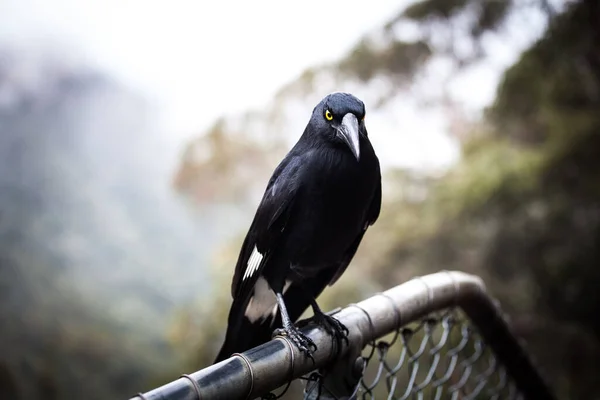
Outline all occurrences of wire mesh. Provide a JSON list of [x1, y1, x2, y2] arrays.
[[131, 272, 554, 400], [304, 308, 524, 400]]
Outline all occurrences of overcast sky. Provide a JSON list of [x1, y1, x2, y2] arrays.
[[0, 0, 405, 133], [0, 0, 552, 172]]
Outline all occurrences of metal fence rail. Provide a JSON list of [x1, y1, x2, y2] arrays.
[[131, 271, 556, 400]]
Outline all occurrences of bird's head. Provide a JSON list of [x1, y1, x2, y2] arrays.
[[310, 92, 367, 161]]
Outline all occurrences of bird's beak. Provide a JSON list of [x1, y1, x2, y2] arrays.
[[337, 113, 360, 161]]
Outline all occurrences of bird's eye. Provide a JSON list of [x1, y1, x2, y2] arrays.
[[325, 109, 333, 121]]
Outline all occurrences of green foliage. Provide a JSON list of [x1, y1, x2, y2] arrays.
[[472, 1, 511, 36], [490, 0, 600, 144], [403, 0, 511, 36], [403, 0, 470, 20], [339, 39, 432, 83], [435, 135, 544, 217], [175, 117, 287, 205]]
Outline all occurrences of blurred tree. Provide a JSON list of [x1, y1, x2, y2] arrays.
[[173, 0, 600, 398], [173, 118, 286, 205], [0, 47, 183, 399], [373, 0, 600, 397]]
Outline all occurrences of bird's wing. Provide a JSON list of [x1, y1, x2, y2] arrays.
[[258, 177, 382, 334], [231, 154, 303, 299], [328, 175, 381, 286]]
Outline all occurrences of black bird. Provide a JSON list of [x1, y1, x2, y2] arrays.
[[214, 92, 381, 363]]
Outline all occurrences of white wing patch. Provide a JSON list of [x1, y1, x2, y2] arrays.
[[243, 246, 264, 281], [245, 277, 275, 322], [245, 278, 293, 323]]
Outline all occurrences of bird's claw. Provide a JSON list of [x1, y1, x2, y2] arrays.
[[316, 313, 349, 347], [274, 326, 317, 362]]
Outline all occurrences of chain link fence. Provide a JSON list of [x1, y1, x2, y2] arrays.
[[304, 309, 523, 400], [132, 271, 556, 400]]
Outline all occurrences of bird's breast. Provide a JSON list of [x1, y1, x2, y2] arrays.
[[285, 147, 378, 265]]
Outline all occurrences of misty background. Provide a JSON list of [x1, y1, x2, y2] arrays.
[[1, 0, 599, 399]]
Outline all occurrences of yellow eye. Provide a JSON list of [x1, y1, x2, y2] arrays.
[[325, 109, 333, 121]]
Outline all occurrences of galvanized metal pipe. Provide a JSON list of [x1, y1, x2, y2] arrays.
[[131, 271, 555, 400]]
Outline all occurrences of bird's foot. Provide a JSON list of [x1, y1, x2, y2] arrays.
[[274, 325, 317, 362], [314, 313, 349, 348]]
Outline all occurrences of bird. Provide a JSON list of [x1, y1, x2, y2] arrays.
[[214, 92, 381, 364]]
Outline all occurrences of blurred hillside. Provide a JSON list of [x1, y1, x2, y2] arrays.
[[0, 45, 245, 398], [173, 0, 600, 398]]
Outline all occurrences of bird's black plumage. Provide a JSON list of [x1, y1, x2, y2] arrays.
[[214, 92, 381, 363]]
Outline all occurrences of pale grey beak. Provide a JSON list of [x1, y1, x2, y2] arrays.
[[337, 113, 360, 161]]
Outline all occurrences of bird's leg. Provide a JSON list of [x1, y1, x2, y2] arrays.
[[309, 298, 349, 347], [273, 292, 317, 360]]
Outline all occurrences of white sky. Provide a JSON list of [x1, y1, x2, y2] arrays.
[[0, 0, 404, 136], [0, 0, 550, 172]]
